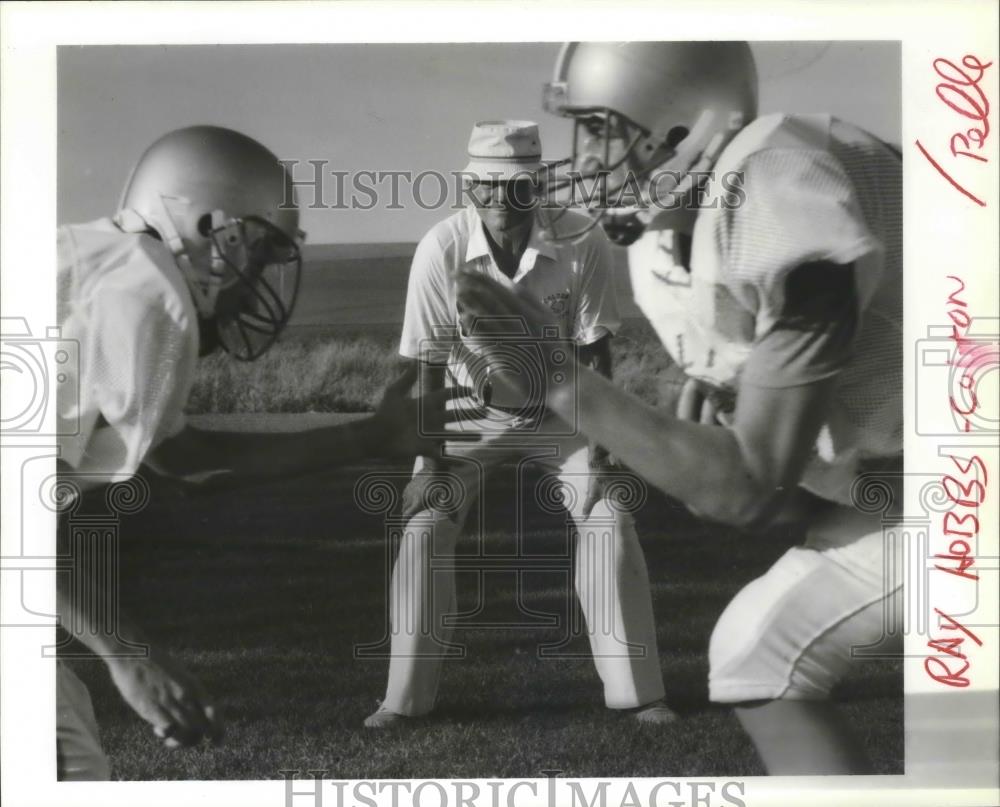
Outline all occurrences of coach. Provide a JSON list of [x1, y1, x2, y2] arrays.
[[365, 120, 672, 728]]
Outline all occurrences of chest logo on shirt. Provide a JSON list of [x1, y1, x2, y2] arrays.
[[543, 292, 571, 316]]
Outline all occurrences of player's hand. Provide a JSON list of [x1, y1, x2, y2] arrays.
[[454, 273, 573, 405], [107, 648, 223, 748], [371, 365, 476, 459], [676, 377, 735, 427], [455, 272, 558, 339]]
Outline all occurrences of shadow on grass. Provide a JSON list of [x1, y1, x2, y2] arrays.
[[61, 453, 902, 779]]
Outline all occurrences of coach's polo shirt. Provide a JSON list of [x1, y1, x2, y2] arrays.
[[400, 204, 620, 407]]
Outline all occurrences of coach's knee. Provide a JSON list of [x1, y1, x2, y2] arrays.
[[399, 512, 459, 563], [576, 513, 644, 576]]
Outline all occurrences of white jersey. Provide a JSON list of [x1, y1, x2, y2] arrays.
[[630, 113, 902, 505], [57, 218, 199, 486]]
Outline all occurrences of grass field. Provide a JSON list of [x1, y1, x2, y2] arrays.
[[186, 319, 688, 415], [64, 449, 903, 780], [65, 307, 902, 779]]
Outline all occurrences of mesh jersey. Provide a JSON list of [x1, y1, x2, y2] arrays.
[[57, 218, 199, 487], [629, 113, 902, 505]]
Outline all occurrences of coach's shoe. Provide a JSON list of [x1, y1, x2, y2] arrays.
[[629, 699, 679, 725], [363, 706, 410, 729]]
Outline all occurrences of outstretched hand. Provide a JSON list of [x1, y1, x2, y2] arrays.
[[370, 364, 477, 458], [107, 648, 223, 748], [454, 273, 575, 408]]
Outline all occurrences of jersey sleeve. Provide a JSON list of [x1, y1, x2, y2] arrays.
[[719, 147, 881, 330], [81, 286, 191, 480], [741, 261, 859, 388], [573, 231, 621, 345], [399, 232, 454, 364]]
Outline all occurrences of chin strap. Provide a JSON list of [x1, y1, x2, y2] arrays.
[[539, 109, 746, 246], [634, 109, 745, 227], [116, 198, 227, 319]]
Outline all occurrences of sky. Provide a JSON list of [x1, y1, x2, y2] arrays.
[[58, 41, 900, 244]]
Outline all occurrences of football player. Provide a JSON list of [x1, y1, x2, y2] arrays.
[[56, 125, 454, 779], [455, 42, 902, 774]]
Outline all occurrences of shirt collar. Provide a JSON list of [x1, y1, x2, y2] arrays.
[[464, 205, 491, 263], [463, 205, 558, 273]]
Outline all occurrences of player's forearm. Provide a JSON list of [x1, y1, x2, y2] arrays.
[[148, 418, 382, 486], [56, 581, 148, 658], [550, 367, 780, 527]]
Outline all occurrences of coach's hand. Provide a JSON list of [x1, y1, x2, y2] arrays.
[[107, 648, 223, 748]]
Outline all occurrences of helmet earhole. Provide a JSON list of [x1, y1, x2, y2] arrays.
[[197, 214, 214, 237], [666, 126, 689, 149]]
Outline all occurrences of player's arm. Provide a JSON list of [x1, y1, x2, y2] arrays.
[[567, 260, 855, 527], [457, 262, 855, 528], [550, 363, 831, 527], [55, 569, 221, 745], [54, 460, 221, 745], [144, 364, 447, 486], [147, 420, 373, 485]]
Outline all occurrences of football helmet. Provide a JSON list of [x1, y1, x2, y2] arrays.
[[116, 125, 304, 360], [541, 42, 758, 245]]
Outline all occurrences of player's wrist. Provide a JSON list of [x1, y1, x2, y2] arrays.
[[353, 415, 386, 456], [90, 623, 149, 661], [545, 337, 602, 427]]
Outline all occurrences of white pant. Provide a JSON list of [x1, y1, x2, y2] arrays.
[[709, 503, 902, 702], [380, 409, 665, 714], [57, 661, 111, 780]]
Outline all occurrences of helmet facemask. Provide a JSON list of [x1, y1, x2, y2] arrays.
[[135, 199, 303, 361], [201, 212, 303, 361], [539, 106, 648, 244], [540, 104, 741, 246], [115, 125, 306, 362], [539, 39, 759, 247]]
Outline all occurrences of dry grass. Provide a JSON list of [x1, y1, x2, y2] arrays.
[[186, 326, 404, 414], [186, 320, 688, 415], [71, 460, 903, 780]]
